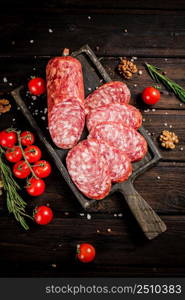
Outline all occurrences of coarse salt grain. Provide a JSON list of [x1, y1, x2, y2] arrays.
[[114, 213, 117, 217], [169, 125, 173, 128], [152, 109, 156, 112], [30, 40, 34, 43], [32, 96, 37, 100], [49, 28, 53, 33], [11, 41, 15, 45], [107, 228, 112, 232], [118, 213, 123, 217], [41, 116, 46, 120], [80, 213, 84, 217], [87, 214, 91, 220], [88, 16, 91, 20], [124, 28, 128, 33], [138, 70, 143, 75], [88, 87, 92, 91], [51, 264, 57, 268], [157, 176, 161, 180], [180, 147, 184, 151], [143, 118, 145, 122], [164, 123, 168, 126], [3, 77, 8, 83], [180, 103, 183, 107], [134, 84, 138, 87]]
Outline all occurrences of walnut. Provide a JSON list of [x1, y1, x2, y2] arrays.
[[0, 99, 11, 113], [159, 130, 179, 149], [118, 58, 138, 79]]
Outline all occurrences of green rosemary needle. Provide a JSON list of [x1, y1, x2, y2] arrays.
[[145, 63, 185, 103]]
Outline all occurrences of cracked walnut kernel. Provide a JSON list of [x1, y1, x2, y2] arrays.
[[159, 130, 179, 149], [118, 58, 138, 79]]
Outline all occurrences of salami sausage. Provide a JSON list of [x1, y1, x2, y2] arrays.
[[66, 139, 111, 200], [88, 122, 148, 162], [85, 81, 130, 114], [46, 51, 85, 149], [49, 98, 85, 149], [86, 103, 142, 131], [98, 141, 132, 182], [46, 53, 85, 114]]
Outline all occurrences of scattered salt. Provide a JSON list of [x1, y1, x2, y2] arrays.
[[180, 147, 184, 151], [9, 82, 13, 86], [169, 125, 173, 128], [51, 264, 57, 268], [11, 41, 15, 45], [134, 84, 138, 87], [152, 108, 156, 112], [165, 112, 168, 115], [164, 123, 168, 126], [124, 28, 128, 33], [88, 87, 92, 91], [143, 118, 145, 122], [30, 40, 34, 43], [12, 118, 15, 121], [48, 28, 53, 33], [32, 95, 37, 100], [87, 213, 91, 220], [3, 77, 8, 83], [157, 176, 161, 180], [118, 213, 123, 217], [88, 16, 91, 20], [113, 213, 117, 217], [138, 70, 143, 75], [41, 116, 46, 120], [80, 213, 84, 217], [107, 228, 112, 232], [180, 103, 183, 107]]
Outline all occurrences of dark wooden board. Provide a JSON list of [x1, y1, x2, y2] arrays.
[[0, 11, 185, 57], [0, 3, 185, 277], [0, 215, 185, 277]]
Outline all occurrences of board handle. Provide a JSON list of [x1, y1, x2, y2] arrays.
[[119, 181, 167, 239]]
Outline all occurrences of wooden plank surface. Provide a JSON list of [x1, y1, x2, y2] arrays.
[[0, 3, 185, 278]]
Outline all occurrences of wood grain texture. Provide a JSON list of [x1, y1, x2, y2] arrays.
[[0, 3, 185, 277], [0, 12, 185, 57], [0, 216, 185, 277]]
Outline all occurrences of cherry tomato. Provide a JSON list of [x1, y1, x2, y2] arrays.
[[20, 131, 35, 146], [33, 205, 53, 225], [5, 146, 22, 163], [28, 77, 46, 96], [0, 130, 17, 148], [13, 160, 30, 179], [32, 160, 52, 178], [76, 243, 96, 263], [26, 177, 45, 196], [142, 86, 160, 105], [24, 145, 42, 163]]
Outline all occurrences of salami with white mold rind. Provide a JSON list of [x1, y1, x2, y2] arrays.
[[86, 103, 142, 131], [88, 122, 148, 162], [85, 81, 130, 114], [66, 139, 111, 200]]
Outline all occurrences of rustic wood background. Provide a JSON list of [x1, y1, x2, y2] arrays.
[[0, 0, 185, 277]]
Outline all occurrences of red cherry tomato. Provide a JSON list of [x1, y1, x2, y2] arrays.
[[0, 130, 17, 148], [142, 86, 160, 105], [13, 160, 31, 179], [32, 160, 52, 178], [28, 77, 46, 96], [76, 243, 96, 263], [5, 146, 22, 163], [26, 177, 45, 196], [24, 145, 42, 163], [33, 205, 53, 225], [20, 131, 35, 146]]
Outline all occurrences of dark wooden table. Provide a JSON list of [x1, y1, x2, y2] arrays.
[[1, 0, 185, 277]]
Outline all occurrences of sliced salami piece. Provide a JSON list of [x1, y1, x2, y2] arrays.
[[88, 122, 148, 162], [49, 98, 85, 149], [66, 139, 111, 200], [98, 141, 132, 182], [46, 55, 85, 114], [86, 103, 142, 131], [85, 81, 130, 114]]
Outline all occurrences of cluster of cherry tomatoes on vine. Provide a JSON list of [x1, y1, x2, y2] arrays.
[[0, 129, 54, 225]]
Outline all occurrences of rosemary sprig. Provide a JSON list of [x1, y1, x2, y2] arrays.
[[145, 63, 185, 103], [0, 146, 32, 230]]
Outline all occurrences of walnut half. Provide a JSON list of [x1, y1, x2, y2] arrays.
[[159, 130, 179, 149]]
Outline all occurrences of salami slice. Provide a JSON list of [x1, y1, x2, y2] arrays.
[[66, 139, 111, 200], [88, 122, 148, 162], [86, 103, 142, 131], [49, 98, 85, 149], [46, 55, 85, 114], [98, 141, 132, 182], [85, 81, 130, 114]]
